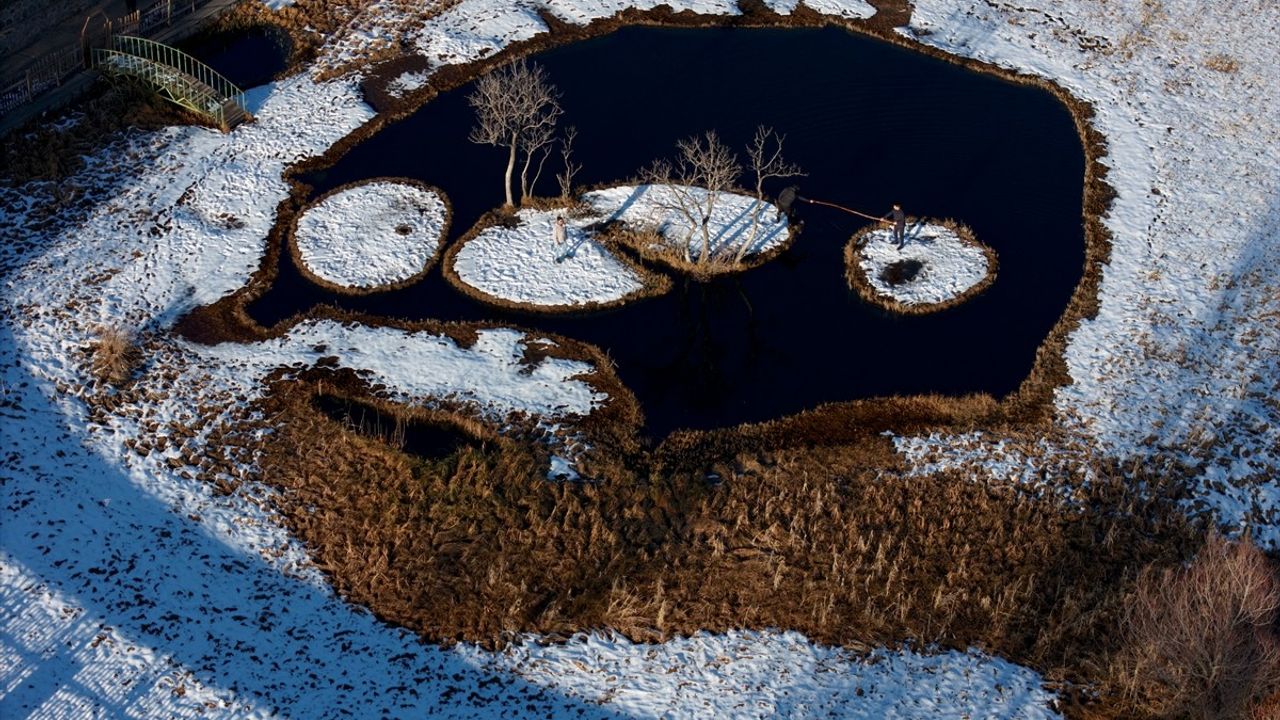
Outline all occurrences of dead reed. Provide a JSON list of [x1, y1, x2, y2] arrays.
[[251, 372, 1198, 697], [89, 325, 143, 387]]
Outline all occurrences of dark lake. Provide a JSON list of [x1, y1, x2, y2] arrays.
[[250, 26, 1086, 442]]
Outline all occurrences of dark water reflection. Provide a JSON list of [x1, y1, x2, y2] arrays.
[[183, 25, 291, 90], [249, 26, 1086, 441]]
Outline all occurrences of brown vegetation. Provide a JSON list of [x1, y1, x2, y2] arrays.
[[1109, 534, 1280, 720], [844, 218, 999, 315], [89, 325, 143, 387], [254, 371, 1197, 691], [1203, 53, 1241, 73]]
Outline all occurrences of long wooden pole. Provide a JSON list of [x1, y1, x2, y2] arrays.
[[803, 198, 892, 224]]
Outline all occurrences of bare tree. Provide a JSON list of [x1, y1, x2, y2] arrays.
[[737, 125, 805, 262], [1112, 533, 1280, 720], [556, 126, 582, 200], [519, 118, 557, 202], [641, 131, 741, 264], [467, 60, 562, 207], [680, 131, 741, 263], [639, 158, 703, 262]]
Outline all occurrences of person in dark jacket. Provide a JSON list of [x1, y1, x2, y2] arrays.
[[882, 204, 906, 249], [775, 185, 805, 222]]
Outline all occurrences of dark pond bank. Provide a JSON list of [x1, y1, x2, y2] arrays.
[[252, 26, 1086, 441]]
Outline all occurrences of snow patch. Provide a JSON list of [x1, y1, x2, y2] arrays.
[[193, 322, 606, 421], [385, 69, 431, 98], [459, 630, 1063, 719], [413, 1, 549, 68], [799, 0, 876, 20]]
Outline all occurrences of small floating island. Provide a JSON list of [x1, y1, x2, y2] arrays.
[[444, 204, 671, 313], [291, 179, 451, 294], [845, 220, 998, 315], [444, 184, 792, 313]]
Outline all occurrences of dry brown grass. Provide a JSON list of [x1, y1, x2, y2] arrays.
[[251, 370, 1197, 684], [89, 325, 143, 387], [1203, 53, 1241, 73], [1109, 534, 1280, 720]]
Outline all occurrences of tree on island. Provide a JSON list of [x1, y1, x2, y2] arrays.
[[740, 125, 805, 262], [467, 60, 563, 207], [642, 128, 804, 266], [641, 130, 742, 264], [556, 125, 583, 200]]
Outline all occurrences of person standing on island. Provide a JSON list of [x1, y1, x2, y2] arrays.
[[775, 185, 807, 223], [881, 204, 906, 249], [553, 215, 567, 245]]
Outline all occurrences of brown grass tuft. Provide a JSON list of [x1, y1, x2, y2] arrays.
[[1203, 53, 1241, 73], [247, 368, 1197, 689], [90, 325, 143, 387]]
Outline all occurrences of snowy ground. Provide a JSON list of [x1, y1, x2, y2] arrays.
[[292, 180, 449, 291], [459, 630, 1061, 719], [900, 0, 1280, 546], [3, 0, 1277, 715], [583, 184, 792, 266], [852, 222, 993, 309], [450, 206, 653, 310]]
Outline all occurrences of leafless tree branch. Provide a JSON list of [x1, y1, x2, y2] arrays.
[[467, 60, 562, 207], [738, 125, 805, 262], [556, 126, 583, 200], [1113, 533, 1280, 720]]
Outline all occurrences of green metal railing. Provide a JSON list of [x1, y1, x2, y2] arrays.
[[91, 35, 249, 130]]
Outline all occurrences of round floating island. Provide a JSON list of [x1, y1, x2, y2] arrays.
[[582, 184, 795, 277], [291, 179, 450, 294], [845, 220, 997, 314], [444, 205, 671, 313]]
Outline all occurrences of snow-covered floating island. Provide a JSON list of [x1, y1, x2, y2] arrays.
[[445, 204, 671, 313], [445, 184, 794, 312], [584, 184, 795, 277], [290, 178, 451, 294], [845, 220, 997, 314]]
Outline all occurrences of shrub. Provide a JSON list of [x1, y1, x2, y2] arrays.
[[91, 325, 143, 386], [1112, 533, 1280, 720]]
